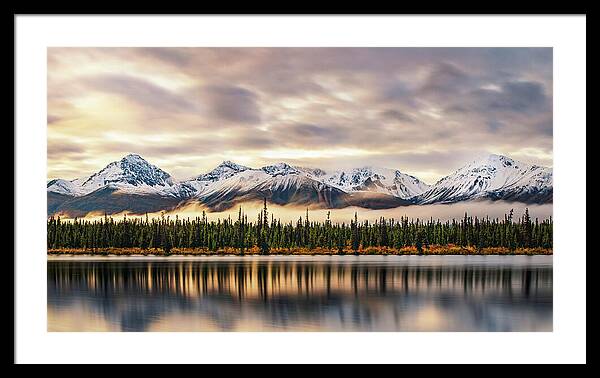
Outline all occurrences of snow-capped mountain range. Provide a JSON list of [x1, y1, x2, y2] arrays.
[[48, 153, 552, 216], [320, 166, 431, 199]]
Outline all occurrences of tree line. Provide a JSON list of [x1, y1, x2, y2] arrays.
[[47, 199, 552, 254]]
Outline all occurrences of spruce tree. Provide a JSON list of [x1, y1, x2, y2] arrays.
[[260, 198, 270, 255]]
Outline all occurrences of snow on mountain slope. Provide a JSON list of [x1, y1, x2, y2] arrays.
[[185, 162, 325, 200], [417, 154, 553, 204], [261, 162, 300, 176], [182, 160, 252, 196], [296, 166, 327, 178], [47, 153, 553, 217], [47, 178, 84, 196], [192, 163, 323, 199], [320, 167, 430, 199], [257, 164, 334, 194], [47, 154, 181, 197], [195, 160, 250, 182], [195, 164, 353, 210], [185, 162, 416, 211]]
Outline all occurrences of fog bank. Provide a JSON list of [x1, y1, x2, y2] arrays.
[[64, 200, 552, 224]]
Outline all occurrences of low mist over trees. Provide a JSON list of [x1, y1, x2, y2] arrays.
[[47, 202, 552, 253]]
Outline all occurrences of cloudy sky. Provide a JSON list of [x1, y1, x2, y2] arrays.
[[47, 47, 552, 184]]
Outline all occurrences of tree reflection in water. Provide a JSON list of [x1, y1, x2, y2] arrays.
[[48, 256, 552, 332]]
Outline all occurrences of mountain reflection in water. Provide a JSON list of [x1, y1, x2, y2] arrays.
[[48, 256, 552, 332]]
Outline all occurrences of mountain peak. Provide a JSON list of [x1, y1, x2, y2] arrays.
[[196, 160, 250, 182], [121, 153, 147, 163], [272, 162, 293, 168], [262, 162, 299, 176], [218, 160, 248, 170], [321, 165, 430, 199], [460, 154, 527, 173], [296, 166, 327, 177], [73, 154, 173, 194], [469, 153, 507, 164], [419, 154, 552, 204]]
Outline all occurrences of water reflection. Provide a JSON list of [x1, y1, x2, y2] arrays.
[[48, 256, 552, 332]]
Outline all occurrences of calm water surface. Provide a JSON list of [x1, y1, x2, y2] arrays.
[[48, 255, 552, 331]]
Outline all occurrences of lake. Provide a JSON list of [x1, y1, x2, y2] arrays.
[[47, 255, 552, 331]]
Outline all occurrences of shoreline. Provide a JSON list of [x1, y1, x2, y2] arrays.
[[47, 246, 552, 257]]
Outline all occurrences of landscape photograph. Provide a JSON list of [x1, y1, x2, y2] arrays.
[[46, 47, 553, 332]]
